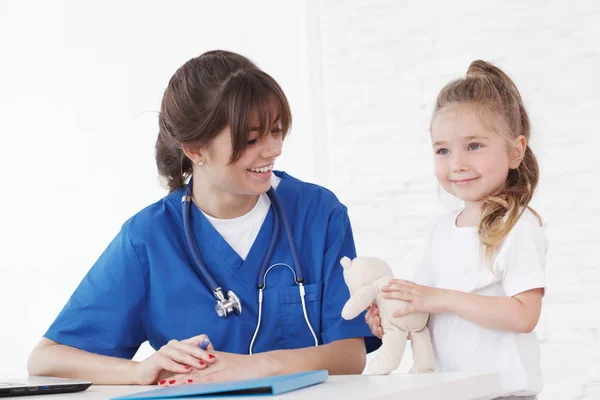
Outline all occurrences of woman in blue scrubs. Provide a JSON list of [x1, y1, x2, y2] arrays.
[[27, 50, 377, 386]]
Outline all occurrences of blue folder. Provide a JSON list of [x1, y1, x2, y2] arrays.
[[112, 370, 328, 399]]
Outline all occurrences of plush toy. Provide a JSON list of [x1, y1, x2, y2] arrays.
[[340, 256, 435, 375]]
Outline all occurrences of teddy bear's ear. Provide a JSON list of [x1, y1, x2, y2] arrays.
[[340, 256, 352, 269]]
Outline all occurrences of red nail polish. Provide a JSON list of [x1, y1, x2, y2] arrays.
[[169, 380, 175, 384], [159, 380, 166, 385], [199, 361, 205, 366], [187, 379, 193, 383], [208, 354, 215, 359], [185, 365, 190, 369]]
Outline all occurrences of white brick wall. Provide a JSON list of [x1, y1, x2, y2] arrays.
[[315, 1, 600, 398]]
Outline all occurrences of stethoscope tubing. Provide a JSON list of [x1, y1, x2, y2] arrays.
[[182, 184, 304, 295]]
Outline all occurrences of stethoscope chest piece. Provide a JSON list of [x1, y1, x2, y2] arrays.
[[214, 288, 242, 318]]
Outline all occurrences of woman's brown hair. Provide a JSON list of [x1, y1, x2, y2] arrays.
[[433, 60, 542, 267], [156, 50, 292, 192]]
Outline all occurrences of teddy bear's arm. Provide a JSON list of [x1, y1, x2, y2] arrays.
[[341, 285, 378, 320]]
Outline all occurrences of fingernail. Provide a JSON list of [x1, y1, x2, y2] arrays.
[[187, 379, 193, 383], [169, 380, 175, 384], [208, 354, 215, 359], [185, 365, 190, 369], [199, 361, 205, 366], [159, 380, 166, 385]]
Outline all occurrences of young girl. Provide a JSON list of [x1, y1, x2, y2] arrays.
[[366, 60, 547, 399]]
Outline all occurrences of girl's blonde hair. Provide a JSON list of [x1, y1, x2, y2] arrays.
[[433, 60, 542, 267]]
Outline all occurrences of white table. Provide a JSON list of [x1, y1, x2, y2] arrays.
[[23, 372, 502, 400]]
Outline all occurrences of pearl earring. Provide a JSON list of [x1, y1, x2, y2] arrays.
[[197, 161, 204, 167]]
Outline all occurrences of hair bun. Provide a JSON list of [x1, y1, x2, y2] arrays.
[[466, 60, 494, 78]]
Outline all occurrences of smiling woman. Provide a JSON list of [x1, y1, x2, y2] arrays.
[[27, 50, 379, 387], [156, 51, 291, 201]]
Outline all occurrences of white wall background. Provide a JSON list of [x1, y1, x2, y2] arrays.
[[1, 1, 599, 399], [316, 1, 600, 399]]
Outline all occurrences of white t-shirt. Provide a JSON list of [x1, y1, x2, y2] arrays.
[[414, 208, 548, 397], [202, 175, 281, 261]]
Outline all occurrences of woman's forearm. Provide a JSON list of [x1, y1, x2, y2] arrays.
[[444, 289, 542, 333], [260, 338, 366, 376], [29, 337, 368, 385], [27, 338, 138, 384]]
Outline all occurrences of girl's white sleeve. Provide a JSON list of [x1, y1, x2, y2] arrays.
[[496, 216, 548, 297]]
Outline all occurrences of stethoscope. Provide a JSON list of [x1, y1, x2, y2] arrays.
[[182, 184, 318, 354]]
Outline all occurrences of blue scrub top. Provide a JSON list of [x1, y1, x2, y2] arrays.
[[45, 171, 379, 359]]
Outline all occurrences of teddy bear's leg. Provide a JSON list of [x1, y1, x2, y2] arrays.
[[367, 329, 408, 375], [408, 326, 435, 373]]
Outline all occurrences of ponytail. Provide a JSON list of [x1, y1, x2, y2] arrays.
[[155, 125, 192, 193]]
